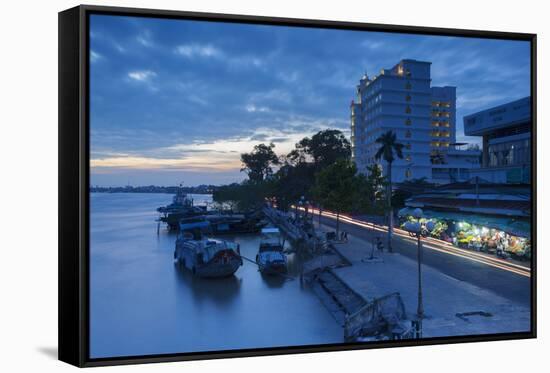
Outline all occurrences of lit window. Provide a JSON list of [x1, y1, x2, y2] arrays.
[[405, 169, 412, 179], [405, 154, 411, 162]]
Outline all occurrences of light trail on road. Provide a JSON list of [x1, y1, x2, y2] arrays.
[[301, 207, 531, 278]]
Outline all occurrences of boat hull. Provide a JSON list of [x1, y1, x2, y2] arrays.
[[258, 262, 287, 275], [175, 241, 243, 278], [195, 259, 242, 278]]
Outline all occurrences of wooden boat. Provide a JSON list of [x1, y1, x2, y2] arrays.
[[174, 217, 243, 278]]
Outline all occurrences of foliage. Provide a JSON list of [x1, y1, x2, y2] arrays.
[[271, 161, 315, 211], [219, 129, 355, 216], [294, 129, 351, 170], [312, 159, 358, 234], [212, 181, 273, 211], [374, 131, 404, 166], [374, 130, 405, 252], [240, 143, 280, 183]]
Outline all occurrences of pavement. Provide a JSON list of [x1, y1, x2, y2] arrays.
[[315, 220, 531, 338], [317, 214, 532, 306]]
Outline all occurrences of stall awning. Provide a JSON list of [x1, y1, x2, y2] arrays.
[[398, 208, 531, 238]]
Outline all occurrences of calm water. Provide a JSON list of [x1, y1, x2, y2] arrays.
[[90, 193, 342, 358]]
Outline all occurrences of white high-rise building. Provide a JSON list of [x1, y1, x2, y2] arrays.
[[350, 59, 480, 184]]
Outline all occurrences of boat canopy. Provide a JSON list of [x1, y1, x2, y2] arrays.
[[179, 220, 210, 231]]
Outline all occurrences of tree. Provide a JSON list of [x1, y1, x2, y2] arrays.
[[272, 161, 315, 211], [212, 180, 273, 211], [374, 130, 404, 252], [365, 164, 386, 206], [240, 143, 280, 183], [312, 159, 357, 236], [296, 129, 351, 170]]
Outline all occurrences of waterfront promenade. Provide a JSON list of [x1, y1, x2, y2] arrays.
[[316, 213, 531, 306], [314, 221, 531, 338]]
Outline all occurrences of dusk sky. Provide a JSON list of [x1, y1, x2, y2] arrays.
[[89, 14, 530, 187]]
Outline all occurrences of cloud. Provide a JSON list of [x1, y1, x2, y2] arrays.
[[90, 50, 102, 63], [91, 155, 241, 171], [127, 70, 157, 82], [136, 30, 154, 47], [361, 40, 384, 50], [174, 44, 223, 58], [245, 104, 270, 113], [174, 43, 265, 71]]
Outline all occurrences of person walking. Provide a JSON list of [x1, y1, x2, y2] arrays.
[[376, 237, 384, 252]]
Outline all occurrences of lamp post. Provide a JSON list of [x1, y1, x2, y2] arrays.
[[402, 208, 435, 338]]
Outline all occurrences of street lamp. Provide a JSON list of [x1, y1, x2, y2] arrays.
[[402, 207, 435, 338]]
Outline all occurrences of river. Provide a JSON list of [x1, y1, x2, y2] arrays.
[[90, 193, 342, 358]]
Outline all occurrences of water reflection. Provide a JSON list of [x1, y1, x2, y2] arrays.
[[260, 273, 288, 288], [173, 264, 242, 305], [90, 193, 343, 358]]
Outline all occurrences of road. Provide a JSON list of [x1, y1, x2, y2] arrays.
[[315, 212, 532, 307]]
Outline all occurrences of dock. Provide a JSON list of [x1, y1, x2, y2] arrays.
[[263, 205, 410, 341]]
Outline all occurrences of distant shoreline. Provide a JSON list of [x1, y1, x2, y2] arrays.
[[90, 185, 216, 194]]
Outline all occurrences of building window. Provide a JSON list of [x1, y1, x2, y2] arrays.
[[405, 118, 412, 126], [405, 169, 412, 179], [405, 106, 411, 114], [405, 82, 412, 90], [406, 143, 411, 150], [405, 130, 411, 138], [405, 154, 411, 162], [406, 94, 411, 102]]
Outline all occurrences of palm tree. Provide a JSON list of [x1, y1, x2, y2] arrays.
[[374, 130, 404, 252]]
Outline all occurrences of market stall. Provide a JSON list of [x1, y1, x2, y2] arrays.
[[397, 208, 531, 260]]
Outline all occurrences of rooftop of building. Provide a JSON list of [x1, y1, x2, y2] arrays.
[[463, 96, 531, 136]]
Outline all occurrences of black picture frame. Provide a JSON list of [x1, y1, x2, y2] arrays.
[[58, 4, 537, 367]]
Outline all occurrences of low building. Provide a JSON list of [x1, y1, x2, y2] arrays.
[[463, 96, 531, 184]]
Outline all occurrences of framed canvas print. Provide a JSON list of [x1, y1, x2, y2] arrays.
[[58, 4, 537, 367]]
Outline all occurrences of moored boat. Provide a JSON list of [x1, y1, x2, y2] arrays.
[[174, 217, 243, 278], [157, 186, 207, 230], [256, 227, 287, 275]]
